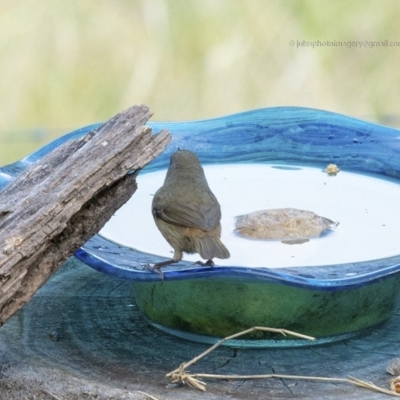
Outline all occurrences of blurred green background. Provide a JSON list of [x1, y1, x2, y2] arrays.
[[1, 0, 400, 165]]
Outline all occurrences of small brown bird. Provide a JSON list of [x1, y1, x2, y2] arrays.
[[150, 149, 230, 274]]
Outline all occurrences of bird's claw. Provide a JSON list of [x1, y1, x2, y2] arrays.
[[144, 263, 164, 280], [194, 259, 215, 267]]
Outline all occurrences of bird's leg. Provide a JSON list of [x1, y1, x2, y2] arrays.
[[194, 259, 215, 267], [146, 250, 183, 279], [152, 259, 179, 269], [146, 259, 178, 279]]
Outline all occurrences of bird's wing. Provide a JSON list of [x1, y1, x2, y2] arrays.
[[155, 200, 221, 231]]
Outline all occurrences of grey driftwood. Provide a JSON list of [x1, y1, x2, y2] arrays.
[[0, 105, 171, 326]]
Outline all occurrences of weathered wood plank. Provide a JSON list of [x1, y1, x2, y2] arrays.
[[0, 104, 171, 325]]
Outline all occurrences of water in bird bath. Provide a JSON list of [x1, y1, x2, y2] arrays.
[[99, 163, 400, 268]]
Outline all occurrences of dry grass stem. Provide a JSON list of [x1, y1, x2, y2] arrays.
[[41, 389, 63, 400], [348, 376, 400, 397], [166, 326, 400, 396], [137, 391, 161, 400], [170, 326, 315, 374], [166, 326, 315, 391], [390, 376, 400, 394]]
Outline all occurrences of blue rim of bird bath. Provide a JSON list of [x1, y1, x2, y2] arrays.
[[2, 107, 400, 289], [2, 107, 400, 347]]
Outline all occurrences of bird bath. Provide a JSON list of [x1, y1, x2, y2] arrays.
[[3, 106, 400, 347]]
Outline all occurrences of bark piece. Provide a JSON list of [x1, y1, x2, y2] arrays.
[[0, 105, 171, 325]]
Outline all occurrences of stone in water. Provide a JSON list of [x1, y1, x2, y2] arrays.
[[235, 208, 338, 244]]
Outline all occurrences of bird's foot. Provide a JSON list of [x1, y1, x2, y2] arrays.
[[145, 264, 164, 279], [145, 259, 178, 279], [194, 259, 215, 267]]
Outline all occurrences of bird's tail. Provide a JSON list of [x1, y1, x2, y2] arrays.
[[196, 235, 230, 260]]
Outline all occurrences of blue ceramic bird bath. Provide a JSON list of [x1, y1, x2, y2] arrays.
[[2, 107, 400, 348]]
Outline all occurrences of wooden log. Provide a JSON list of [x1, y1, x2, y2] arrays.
[[0, 104, 171, 326]]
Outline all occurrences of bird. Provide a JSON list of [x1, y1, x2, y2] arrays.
[[150, 149, 230, 276]]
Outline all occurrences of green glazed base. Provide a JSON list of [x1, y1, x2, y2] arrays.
[[133, 275, 400, 347]]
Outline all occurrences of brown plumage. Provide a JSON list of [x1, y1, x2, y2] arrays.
[[151, 150, 230, 273]]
